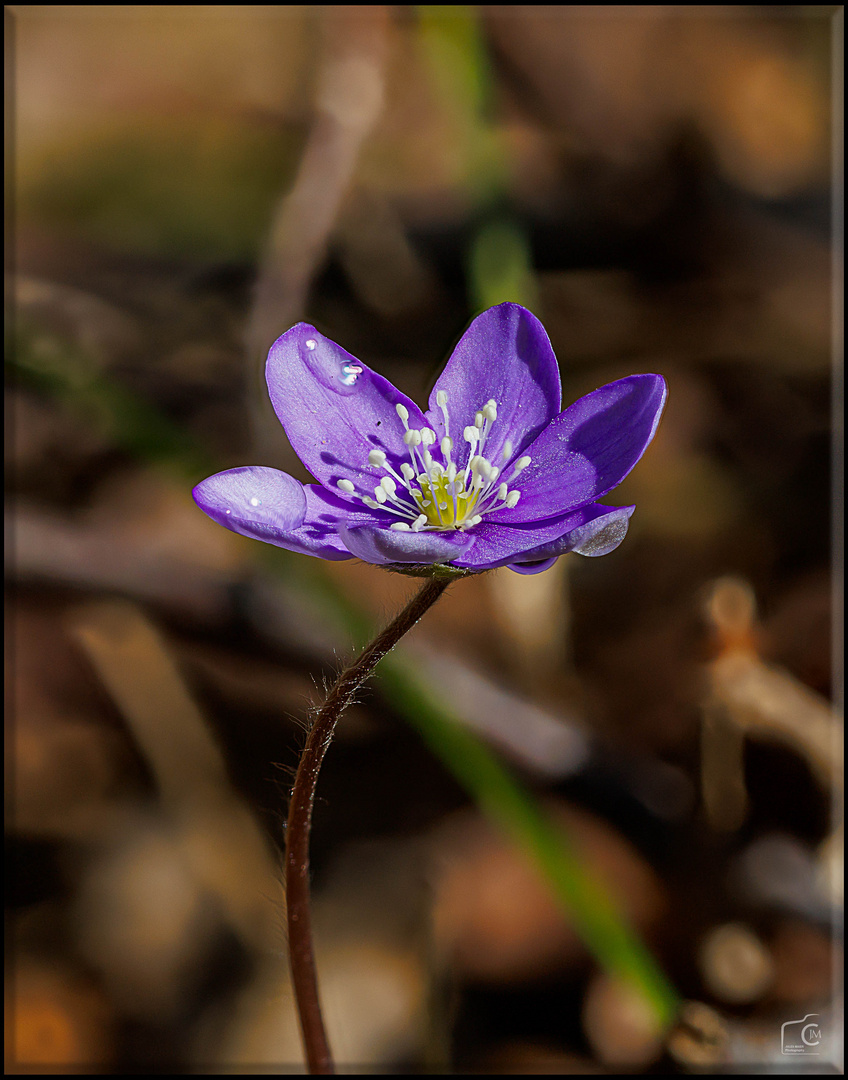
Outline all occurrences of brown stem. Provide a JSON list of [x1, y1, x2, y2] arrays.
[[285, 576, 452, 1074]]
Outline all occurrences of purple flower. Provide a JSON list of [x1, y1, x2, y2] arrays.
[[193, 303, 666, 576]]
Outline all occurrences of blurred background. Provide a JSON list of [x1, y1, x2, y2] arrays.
[[7, 5, 842, 1072]]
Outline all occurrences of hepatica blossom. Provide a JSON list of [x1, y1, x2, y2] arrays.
[[193, 303, 666, 575]]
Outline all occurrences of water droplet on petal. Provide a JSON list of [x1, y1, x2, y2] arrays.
[[224, 509, 232, 515], [341, 363, 362, 386], [300, 337, 362, 395], [249, 497, 262, 507]]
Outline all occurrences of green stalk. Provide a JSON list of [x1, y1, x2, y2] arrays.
[[385, 656, 679, 1027]]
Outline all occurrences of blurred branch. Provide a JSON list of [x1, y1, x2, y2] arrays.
[[703, 576, 843, 906], [409, 639, 589, 778], [704, 577, 843, 801], [68, 599, 281, 952], [246, 7, 390, 461], [333, 187, 436, 317]]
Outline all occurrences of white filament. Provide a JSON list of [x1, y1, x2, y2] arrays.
[[339, 388, 530, 531]]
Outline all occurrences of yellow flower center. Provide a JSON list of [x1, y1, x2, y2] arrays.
[[335, 393, 531, 533], [414, 473, 481, 528]]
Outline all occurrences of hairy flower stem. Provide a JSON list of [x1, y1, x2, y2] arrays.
[[285, 576, 452, 1074]]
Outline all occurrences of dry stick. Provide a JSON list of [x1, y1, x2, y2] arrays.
[[245, 7, 389, 462], [285, 576, 452, 1074]]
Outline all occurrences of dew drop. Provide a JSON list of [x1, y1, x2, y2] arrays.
[[341, 363, 362, 386], [300, 338, 360, 395], [224, 509, 232, 515], [249, 497, 262, 507]]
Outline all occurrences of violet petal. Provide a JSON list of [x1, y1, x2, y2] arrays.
[[488, 374, 666, 523], [339, 523, 474, 566], [508, 557, 559, 576], [194, 468, 356, 560], [193, 466, 306, 536], [266, 323, 428, 494], [452, 503, 632, 570], [450, 511, 593, 570], [425, 302, 561, 465], [507, 504, 635, 573]]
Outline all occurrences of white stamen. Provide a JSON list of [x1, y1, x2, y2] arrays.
[[375, 458, 409, 493], [475, 458, 493, 481], [421, 452, 445, 525], [371, 500, 421, 521], [353, 385, 524, 532], [437, 390, 451, 443]]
